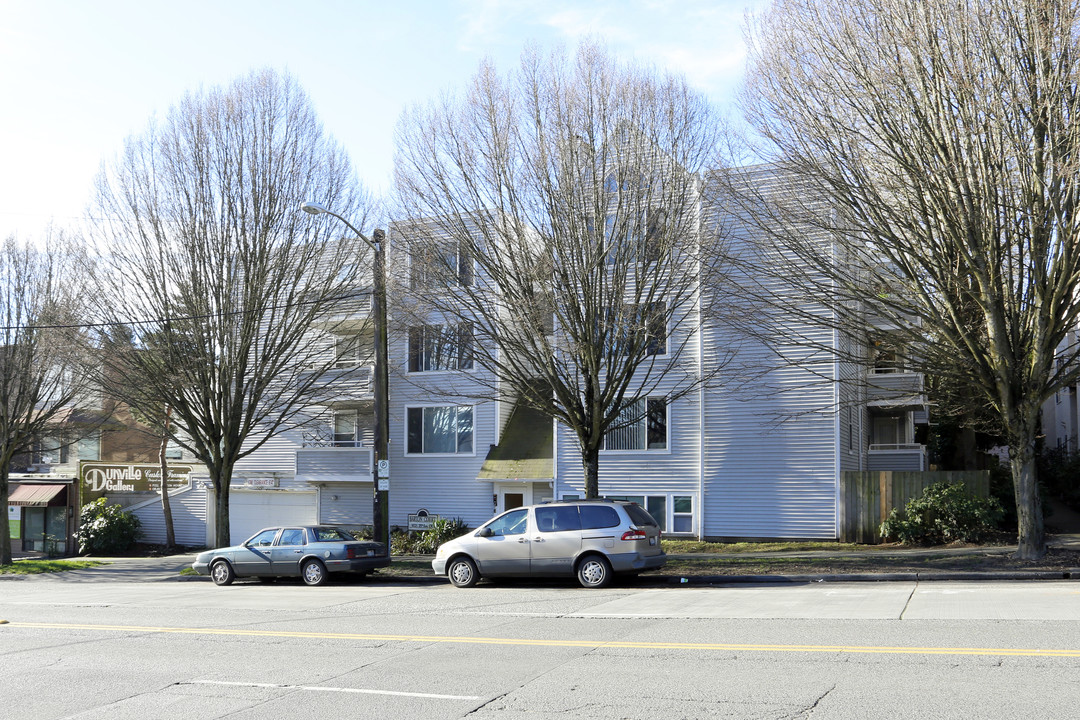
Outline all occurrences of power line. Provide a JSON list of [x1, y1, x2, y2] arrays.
[[0, 290, 374, 332]]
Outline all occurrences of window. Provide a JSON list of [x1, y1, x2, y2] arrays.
[[605, 207, 668, 265], [871, 415, 907, 445], [408, 322, 473, 372], [165, 441, 183, 460], [847, 406, 854, 451], [484, 508, 528, 536], [536, 505, 583, 533], [334, 411, 359, 447], [335, 334, 362, 368], [410, 241, 473, 289], [407, 405, 474, 454], [672, 496, 693, 533], [247, 529, 278, 547], [638, 302, 667, 356], [870, 337, 905, 373], [77, 432, 100, 462], [278, 528, 305, 545], [579, 504, 620, 529], [604, 397, 667, 451], [605, 302, 667, 357], [606, 494, 693, 533], [31, 437, 66, 465]]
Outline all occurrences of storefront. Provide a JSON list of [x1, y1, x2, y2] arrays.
[[8, 477, 77, 556]]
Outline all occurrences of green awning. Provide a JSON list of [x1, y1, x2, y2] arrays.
[[478, 404, 554, 481]]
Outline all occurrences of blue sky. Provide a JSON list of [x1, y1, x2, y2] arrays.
[[0, 0, 766, 240]]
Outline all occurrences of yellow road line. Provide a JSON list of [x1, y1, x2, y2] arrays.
[[5, 622, 1080, 658]]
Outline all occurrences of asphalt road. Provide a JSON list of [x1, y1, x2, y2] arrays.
[[2, 566, 1079, 718]]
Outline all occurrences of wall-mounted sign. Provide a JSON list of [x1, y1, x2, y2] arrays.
[[81, 462, 194, 501], [408, 508, 439, 532]]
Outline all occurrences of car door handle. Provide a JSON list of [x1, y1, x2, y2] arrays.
[[533, 537, 544, 542], [518, 537, 529, 543]]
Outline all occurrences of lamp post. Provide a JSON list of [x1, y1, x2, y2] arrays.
[[301, 201, 390, 552]]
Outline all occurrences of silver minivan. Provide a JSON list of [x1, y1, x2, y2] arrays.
[[431, 499, 666, 588]]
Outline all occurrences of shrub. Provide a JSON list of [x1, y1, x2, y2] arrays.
[[390, 517, 470, 555], [879, 482, 1003, 545], [74, 498, 142, 554]]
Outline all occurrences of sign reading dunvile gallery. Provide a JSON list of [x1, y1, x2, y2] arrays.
[[81, 462, 194, 501]]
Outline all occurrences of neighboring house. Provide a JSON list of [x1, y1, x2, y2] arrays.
[[1042, 329, 1080, 453], [7, 400, 187, 556]]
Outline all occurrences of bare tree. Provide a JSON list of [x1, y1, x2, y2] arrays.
[[737, 0, 1080, 558], [394, 44, 730, 498], [0, 233, 96, 565], [91, 69, 371, 547]]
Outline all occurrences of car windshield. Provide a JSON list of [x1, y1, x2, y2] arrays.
[[311, 527, 354, 542]]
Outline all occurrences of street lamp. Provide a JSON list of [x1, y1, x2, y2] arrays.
[[301, 201, 390, 552]]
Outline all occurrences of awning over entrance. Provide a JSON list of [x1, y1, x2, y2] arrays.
[[478, 404, 554, 481], [8, 483, 67, 507]]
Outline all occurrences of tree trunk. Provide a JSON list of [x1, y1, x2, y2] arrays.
[[0, 465, 11, 566], [1012, 447, 1046, 560], [158, 407, 176, 549], [212, 469, 231, 548], [582, 445, 600, 499]]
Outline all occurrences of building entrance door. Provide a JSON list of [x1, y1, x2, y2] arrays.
[[497, 484, 528, 514]]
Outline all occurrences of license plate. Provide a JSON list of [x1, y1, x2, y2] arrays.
[[649, 537, 656, 546]]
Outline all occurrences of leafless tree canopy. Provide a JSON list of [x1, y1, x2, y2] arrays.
[[739, 0, 1080, 557], [91, 68, 370, 546], [0, 233, 95, 564], [394, 44, 728, 496]]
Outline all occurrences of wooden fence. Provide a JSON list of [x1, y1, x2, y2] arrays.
[[839, 470, 991, 543]]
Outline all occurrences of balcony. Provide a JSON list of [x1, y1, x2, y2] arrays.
[[868, 444, 927, 471], [867, 369, 926, 411], [309, 294, 373, 334], [305, 364, 374, 408], [295, 446, 373, 484]]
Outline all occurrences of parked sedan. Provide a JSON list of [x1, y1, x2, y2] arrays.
[[192, 526, 389, 586]]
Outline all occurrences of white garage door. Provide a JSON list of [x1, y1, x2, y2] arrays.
[[228, 490, 317, 545]]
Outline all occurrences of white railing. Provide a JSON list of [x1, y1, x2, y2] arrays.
[[869, 443, 924, 452]]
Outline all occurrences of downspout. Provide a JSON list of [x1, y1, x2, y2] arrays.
[[832, 242, 842, 541], [696, 176, 706, 541]]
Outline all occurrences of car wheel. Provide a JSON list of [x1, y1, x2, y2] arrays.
[[447, 556, 479, 588], [576, 555, 612, 589], [210, 560, 235, 586], [301, 559, 328, 586]]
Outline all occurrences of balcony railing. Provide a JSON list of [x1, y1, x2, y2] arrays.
[[868, 444, 927, 471], [867, 370, 925, 409], [295, 447, 373, 484]]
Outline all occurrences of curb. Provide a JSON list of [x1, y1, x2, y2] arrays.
[[661, 570, 1080, 585]]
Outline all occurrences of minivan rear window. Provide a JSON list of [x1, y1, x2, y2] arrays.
[[624, 504, 659, 527], [579, 505, 620, 529]]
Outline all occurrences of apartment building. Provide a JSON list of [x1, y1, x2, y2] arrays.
[[119, 172, 930, 546]]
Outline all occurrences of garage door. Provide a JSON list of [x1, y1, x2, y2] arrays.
[[228, 490, 317, 545]]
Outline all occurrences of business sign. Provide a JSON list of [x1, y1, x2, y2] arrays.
[[7, 505, 18, 540], [81, 462, 194, 501]]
